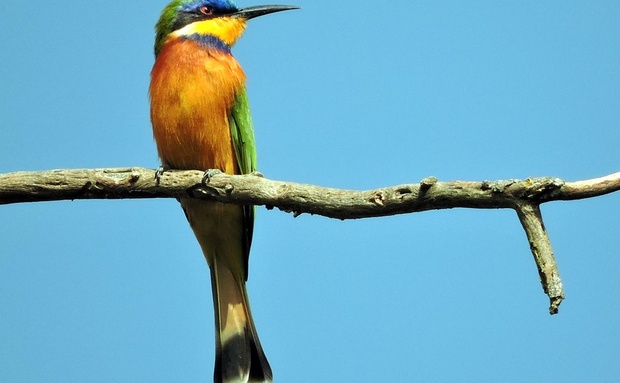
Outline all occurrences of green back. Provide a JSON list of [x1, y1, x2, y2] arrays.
[[230, 88, 257, 279]]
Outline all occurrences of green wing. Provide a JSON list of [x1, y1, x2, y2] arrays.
[[230, 88, 257, 279], [230, 88, 257, 175]]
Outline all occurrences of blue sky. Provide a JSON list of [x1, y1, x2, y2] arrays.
[[1, 1, 619, 382]]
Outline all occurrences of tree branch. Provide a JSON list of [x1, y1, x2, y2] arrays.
[[1, 167, 619, 314]]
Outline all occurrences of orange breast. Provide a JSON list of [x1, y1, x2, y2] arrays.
[[149, 37, 246, 173]]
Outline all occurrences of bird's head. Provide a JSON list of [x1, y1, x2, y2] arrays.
[[154, 0, 298, 56]]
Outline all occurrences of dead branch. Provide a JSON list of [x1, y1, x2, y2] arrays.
[[1, 167, 619, 314]]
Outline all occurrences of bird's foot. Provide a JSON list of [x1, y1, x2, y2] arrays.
[[154, 164, 171, 184], [202, 169, 223, 185]]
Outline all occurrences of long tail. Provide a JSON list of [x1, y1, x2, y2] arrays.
[[211, 256, 272, 383], [181, 199, 271, 383]]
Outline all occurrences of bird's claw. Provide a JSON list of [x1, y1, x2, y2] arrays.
[[155, 165, 170, 184], [202, 169, 223, 185]]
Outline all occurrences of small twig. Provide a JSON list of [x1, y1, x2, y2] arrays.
[[560, 172, 620, 200], [514, 203, 564, 314]]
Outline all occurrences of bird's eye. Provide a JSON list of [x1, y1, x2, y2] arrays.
[[200, 5, 214, 16]]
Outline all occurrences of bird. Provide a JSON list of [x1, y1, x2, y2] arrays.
[[149, 1, 297, 382]]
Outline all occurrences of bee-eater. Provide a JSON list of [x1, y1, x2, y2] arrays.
[[149, 1, 297, 382]]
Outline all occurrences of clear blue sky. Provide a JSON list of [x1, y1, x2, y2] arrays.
[[1, 1, 619, 382]]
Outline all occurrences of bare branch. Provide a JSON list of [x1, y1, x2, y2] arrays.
[[1, 167, 619, 314], [2, 168, 618, 212]]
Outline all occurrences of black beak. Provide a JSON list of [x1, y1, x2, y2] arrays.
[[233, 5, 299, 20]]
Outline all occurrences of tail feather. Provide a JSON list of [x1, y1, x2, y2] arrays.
[[181, 199, 271, 383], [242, 285, 272, 383], [212, 254, 272, 383]]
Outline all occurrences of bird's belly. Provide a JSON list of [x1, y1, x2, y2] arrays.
[[152, 100, 236, 172]]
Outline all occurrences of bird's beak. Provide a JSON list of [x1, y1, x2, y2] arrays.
[[232, 5, 299, 20]]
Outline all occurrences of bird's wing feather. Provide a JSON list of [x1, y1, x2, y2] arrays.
[[230, 87, 257, 175], [229, 88, 256, 278]]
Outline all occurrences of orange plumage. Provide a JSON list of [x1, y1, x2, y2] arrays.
[[150, 36, 246, 173]]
